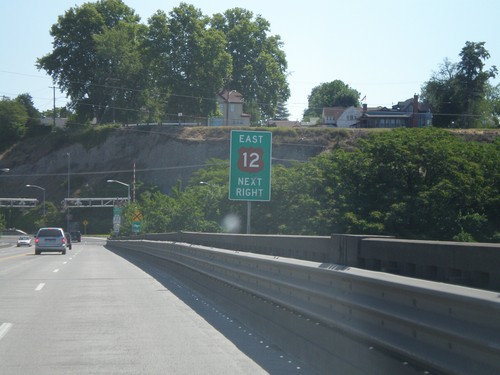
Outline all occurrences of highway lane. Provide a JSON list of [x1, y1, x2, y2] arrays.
[[0, 237, 313, 375]]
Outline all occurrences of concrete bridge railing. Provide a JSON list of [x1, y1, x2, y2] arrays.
[[107, 239, 500, 375]]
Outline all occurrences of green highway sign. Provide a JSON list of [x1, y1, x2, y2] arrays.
[[229, 130, 272, 201], [132, 221, 141, 233]]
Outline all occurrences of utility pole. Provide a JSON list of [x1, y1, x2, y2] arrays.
[[133, 162, 136, 202], [50, 86, 56, 132]]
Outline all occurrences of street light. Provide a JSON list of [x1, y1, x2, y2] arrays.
[[26, 184, 46, 217], [66, 152, 70, 232], [107, 179, 130, 200]]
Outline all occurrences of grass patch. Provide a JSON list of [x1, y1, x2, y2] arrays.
[[68, 124, 121, 150]]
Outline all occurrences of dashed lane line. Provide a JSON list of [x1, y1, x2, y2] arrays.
[[0, 322, 13, 341]]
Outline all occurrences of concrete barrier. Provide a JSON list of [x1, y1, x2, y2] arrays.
[[107, 239, 500, 375], [123, 232, 500, 291]]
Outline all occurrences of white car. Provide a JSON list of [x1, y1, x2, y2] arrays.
[[17, 235, 32, 247]]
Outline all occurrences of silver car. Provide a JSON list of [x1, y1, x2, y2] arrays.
[[35, 227, 67, 255], [17, 235, 32, 247]]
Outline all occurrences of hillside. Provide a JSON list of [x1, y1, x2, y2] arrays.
[[0, 126, 359, 201], [0, 126, 498, 202]]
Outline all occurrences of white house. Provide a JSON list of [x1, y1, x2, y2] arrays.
[[337, 106, 362, 128]]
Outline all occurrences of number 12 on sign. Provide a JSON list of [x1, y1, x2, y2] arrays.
[[229, 130, 272, 201]]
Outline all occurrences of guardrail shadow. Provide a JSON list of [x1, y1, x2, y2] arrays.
[[105, 244, 317, 374]]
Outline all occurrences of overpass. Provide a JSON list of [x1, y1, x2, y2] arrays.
[[0, 198, 38, 208], [107, 233, 500, 375]]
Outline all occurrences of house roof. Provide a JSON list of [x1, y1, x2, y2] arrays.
[[393, 97, 432, 113], [218, 89, 244, 103], [322, 107, 345, 120]]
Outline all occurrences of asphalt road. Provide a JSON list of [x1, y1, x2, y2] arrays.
[[0, 236, 313, 375]]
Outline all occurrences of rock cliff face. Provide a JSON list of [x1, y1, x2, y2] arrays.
[[1, 126, 497, 203], [0, 126, 338, 201]]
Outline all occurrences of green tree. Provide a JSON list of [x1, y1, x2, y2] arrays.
[[273, 99, 290, 120], [313, 128, 500, 241], [15, 94, 41, 129], [304, 80, 360, 118], [146, 4, 232, 120], [456, 41, 498, 128], [251, 162, 323, 234], [420, 58, 462, 128], [14, 202, 62, 233], [93, 21, 148, 124], [0, 99, 28, 149], [211, 8, 290, 121], [41, 106, 72, 120], [37, 0, 142, 123], [421, 41, 497, 128], [484, 83, 500, 127], [0, 212, 5, 233]]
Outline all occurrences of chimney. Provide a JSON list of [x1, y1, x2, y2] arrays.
[[412, 94, 419, 127]]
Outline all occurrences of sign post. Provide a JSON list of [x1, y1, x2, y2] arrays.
[[229, 130, 272, 233]]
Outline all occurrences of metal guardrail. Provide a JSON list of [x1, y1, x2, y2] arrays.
[[107, 239, 500, 375]]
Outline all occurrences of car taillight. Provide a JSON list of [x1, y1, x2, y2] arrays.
[[62, 238, 66, 244], [35, 238, 39, 244]]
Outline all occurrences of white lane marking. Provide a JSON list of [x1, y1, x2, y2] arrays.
[[0, 323, 13, 341], [35, 283, 45, 291], [53, 269, 59, 273], [63, 261, 68, 264]]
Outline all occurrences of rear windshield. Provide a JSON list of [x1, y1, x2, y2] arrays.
[[37, 229, 63, 237]]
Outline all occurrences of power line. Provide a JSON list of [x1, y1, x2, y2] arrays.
[[0, 161, 228, 179]]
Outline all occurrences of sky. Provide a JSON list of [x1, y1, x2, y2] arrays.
[[1, 0, 499, 121]]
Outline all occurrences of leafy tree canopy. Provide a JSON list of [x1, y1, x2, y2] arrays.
[[421, 41, 497, 128], [0, 99, 28, 149], [36, 1, 289, 125], [37, 0, 142, 124], [15, 94, 41, 128], [312, 128, 499, 241], [145, 4, 232, 119], [211, 8, 290, 121], [304, 80, 360, 118]]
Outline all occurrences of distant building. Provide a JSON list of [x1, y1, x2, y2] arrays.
[[322, 107, 345, 126], [40, 117, 68, 129], [337, 106, 361, 128], [357, 95, 432, 128], [209, 89, 251, 126], [320, 95, 432, 129]]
